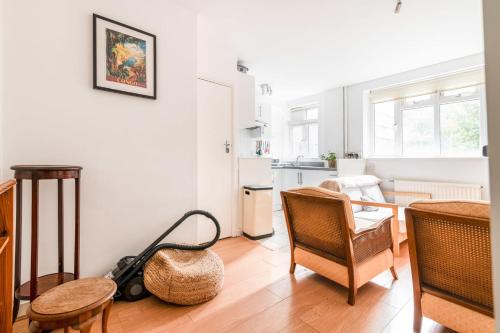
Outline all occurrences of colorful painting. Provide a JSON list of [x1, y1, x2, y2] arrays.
[[93, 14, 156, 99], [106, 29, 147, 88]]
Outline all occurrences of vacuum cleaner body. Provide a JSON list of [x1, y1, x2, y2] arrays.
[[105, 210, 220, 301]]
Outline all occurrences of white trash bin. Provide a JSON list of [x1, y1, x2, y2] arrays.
[[243, 185, 274, 239]]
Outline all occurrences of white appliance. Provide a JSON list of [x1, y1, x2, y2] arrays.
[[243, 185, 273, 239], [337, 159, 366, 176]]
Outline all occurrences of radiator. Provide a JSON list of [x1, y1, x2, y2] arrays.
[[393, 179, 483, 207]]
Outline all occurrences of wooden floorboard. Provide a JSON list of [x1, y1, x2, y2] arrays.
[[13, 236, 452, 333]]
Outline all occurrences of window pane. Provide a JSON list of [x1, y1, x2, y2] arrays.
[[402, 106, 435, 155], [441, 86, 479, 98], [306, 108, 319, 120], [291, 110, 306, 122], [291, 125, 307, 156], [308, 123, 319, 157], [440, 100, 480, 156], [405, 94, 432, 105], [374, 101, 395, 155]]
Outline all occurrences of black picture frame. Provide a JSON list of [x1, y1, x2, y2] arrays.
[[93, 14, 157, 99]]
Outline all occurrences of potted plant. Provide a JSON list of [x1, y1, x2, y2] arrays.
[[320, 151, 337, 168]]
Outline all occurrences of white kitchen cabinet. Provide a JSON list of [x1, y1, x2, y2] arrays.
[[282, 169, 301, 190], [301, 169, 337, 187], [282, 169, 337, 189], [256, 103, 272, 126], [237, 71, 274, 129], [237, 72, 256, 129], [272, 168, 338, 210]]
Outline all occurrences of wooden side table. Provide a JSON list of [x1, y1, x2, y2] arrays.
[[11, 165, 82, 320], [27, 277, 116, 333]]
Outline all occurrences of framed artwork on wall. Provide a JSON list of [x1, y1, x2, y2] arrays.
[[93, 14, 157, 99]]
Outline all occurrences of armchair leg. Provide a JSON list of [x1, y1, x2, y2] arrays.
[[393, 241, 400, 256], [390, 266, 398, 280], [289, 261, 296, 274], [413, 300, 422, 333], [413, 307, 422, 333], [348, 286, 357, 305]]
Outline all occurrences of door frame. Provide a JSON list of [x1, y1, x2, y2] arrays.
[[197, 76, 239, 238]]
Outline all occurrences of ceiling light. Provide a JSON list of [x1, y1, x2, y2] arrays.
[[394, 0, 402, 14]]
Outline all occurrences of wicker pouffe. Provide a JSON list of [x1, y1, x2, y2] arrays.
[[144, 248, 224, 305]]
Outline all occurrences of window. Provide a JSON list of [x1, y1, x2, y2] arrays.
[[368, 71, 486, 157], [440, 100, 480, 155], [289, 104, 319, 157], [373, 101, 396, 155], [402, 106, 435, 155]]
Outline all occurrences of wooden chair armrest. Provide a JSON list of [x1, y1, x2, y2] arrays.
[[350, 200, 399, 209], [382, 191, 431, 199]]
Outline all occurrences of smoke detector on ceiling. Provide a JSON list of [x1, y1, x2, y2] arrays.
[[394, 0, 402, 14]]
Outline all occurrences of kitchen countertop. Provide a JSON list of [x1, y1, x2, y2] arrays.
[[272, 165, 337, 172]]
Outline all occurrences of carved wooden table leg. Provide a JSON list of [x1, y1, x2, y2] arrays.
[[28, 321, 42, 333], [72, 316, 96, 333], [102, 300, 113, 333]]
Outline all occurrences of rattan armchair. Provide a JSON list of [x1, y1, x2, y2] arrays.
[[405, 200, 494, 333], [281, 187, 398, 305]]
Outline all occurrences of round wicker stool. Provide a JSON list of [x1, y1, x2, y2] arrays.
[[27, 277, 116, 333], [144, 249, 224, 305]]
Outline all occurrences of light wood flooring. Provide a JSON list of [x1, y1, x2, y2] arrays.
[[14, 226, 452, 333]]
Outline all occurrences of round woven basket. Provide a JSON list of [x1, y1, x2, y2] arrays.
[[144, 248, 224, 305]]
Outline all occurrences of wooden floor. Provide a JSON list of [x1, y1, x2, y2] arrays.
[[14, 237, 452, 333]]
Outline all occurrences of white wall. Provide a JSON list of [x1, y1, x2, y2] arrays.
[[285, 87, 344, 160], [2, 0, 198, 279], [366, 157, 489, 198], [483, 0, 500, 327], [197, 14, 237, 86]]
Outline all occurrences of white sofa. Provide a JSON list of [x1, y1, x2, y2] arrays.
[[320, 175, 417, 256]]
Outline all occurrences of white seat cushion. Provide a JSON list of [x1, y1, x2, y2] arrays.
[[361, 184, 386, 203], [354, 206, 407, 232], [354, 217, 382, 233], [342, 187, 363, 213]]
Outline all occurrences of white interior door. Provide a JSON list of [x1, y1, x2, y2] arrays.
[[197, 79, 233, 242]]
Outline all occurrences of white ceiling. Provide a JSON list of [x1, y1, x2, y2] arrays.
[[179, 0, 484, 100]]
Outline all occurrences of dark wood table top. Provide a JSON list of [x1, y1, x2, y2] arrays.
[[11, 165, 82, 179]]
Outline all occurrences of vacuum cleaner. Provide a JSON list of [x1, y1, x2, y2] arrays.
[[105, 210, 220, 301]]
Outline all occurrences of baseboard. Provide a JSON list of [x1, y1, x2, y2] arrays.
[[243, 230, 275, 240], [15, 301, 29, 322]]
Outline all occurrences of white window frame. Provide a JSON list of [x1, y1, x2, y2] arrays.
[[368, 84, 486, 158], [289, 104, 319, 157]]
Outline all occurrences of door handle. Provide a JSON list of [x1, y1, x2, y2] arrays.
[[224, 140, 231, 154]]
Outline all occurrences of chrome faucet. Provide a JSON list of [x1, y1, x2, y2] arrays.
[[294, 155, 304, 166]]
